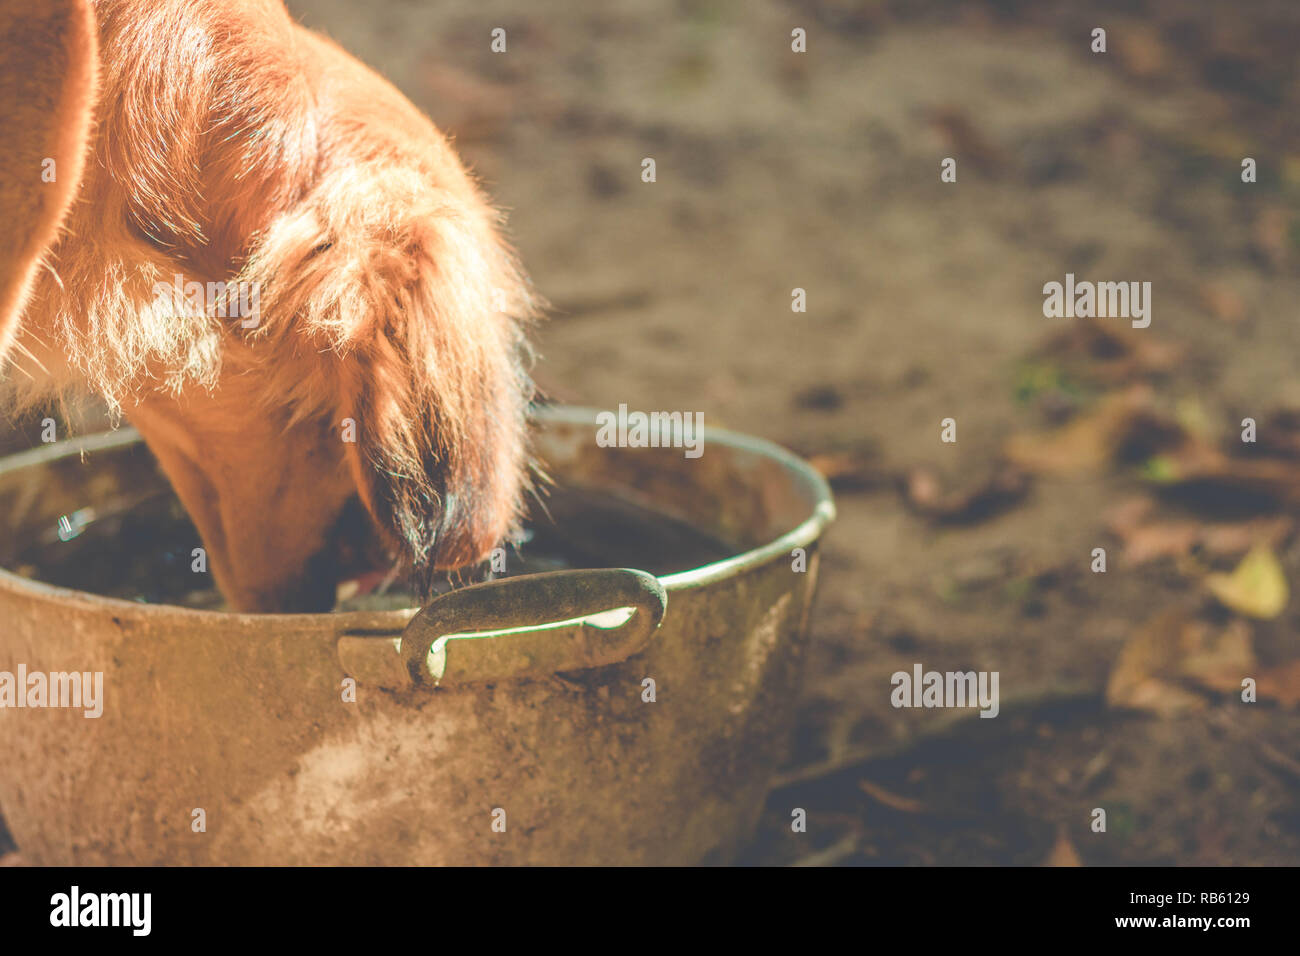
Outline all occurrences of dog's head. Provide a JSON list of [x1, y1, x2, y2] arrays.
[[3, 0, 540, 611]]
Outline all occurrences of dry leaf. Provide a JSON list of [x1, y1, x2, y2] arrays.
[[1182, 619, 1255, 693], [1121, 679, 1207, 717], [1107, 609, 1257, 715], [809, 452, 885, 491], [902, 464, 1030, 523], [1040, 318, 1182, 384], [1006, 386, 1154, 475], [1200, 517, 1292, 556], [1122, 521, 1201, 564], [1044, 829, 1083, 867], [1257, 660, 1300, 709], [1204, 545, 1289, 619], [1106, 502, 1291, 566], [1105, 495, 1157, 535], [1143, 440, 1300, 508]]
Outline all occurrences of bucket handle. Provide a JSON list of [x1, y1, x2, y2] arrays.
[[336, 568, 668, 689]]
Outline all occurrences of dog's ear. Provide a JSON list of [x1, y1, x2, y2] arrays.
[[0, 0, 97, 360], [247, 166, 537, 593]]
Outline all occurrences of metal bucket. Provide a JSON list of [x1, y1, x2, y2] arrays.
[[0, 406, 834, 865]]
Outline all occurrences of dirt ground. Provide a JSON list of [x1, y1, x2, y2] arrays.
[[4, 0, 1300, 865]]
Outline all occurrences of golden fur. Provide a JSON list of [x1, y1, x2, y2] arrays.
[[2, 0, 540, 611], [0, 0, 97, 358]]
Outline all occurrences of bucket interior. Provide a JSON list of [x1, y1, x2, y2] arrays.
[[0, 408, 830, 610]]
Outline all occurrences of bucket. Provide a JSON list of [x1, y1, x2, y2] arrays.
[[0, 406, 834, 864]]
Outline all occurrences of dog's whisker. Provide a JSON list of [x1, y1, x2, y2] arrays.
[[7, 341, 45, 379], [40, 259, 66, 292]]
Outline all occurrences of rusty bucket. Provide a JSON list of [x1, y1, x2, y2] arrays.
[[0, 406, 834, 865]]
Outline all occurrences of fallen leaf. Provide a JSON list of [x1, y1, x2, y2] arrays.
[[902, 464, 1030, 523], [1043, 829, 1083, 867], [1040, 318, 1183, 385], [1105, 497, 1292, 565], [1107, 609, 1257, 715], [1200, 517, 1293, 556], [1204, 545, 1289, 619], [1142, 440, 1300, 507], [1174, 398, 1217, 443], [1122, 521, 1202, 564], [809, 451, 886, 491], [1078, 750, 1114, 792], [1120, 678, 1207, 717], [1257, 660, 1300, 709], [1006, 385, 1155, 475], [1182, 619, 1255, 693], [1104, 495, 1157, 535]]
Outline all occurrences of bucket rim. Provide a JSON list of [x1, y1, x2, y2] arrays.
[[0, 405, 836, 628]]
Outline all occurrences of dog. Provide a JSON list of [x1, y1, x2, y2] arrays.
[[1, 0, 540, 611]]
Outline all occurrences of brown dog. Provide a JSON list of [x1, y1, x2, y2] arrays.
[[1, 0, 539, 611]]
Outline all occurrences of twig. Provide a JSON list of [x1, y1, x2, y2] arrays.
[[790, 833, 861, 868]]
